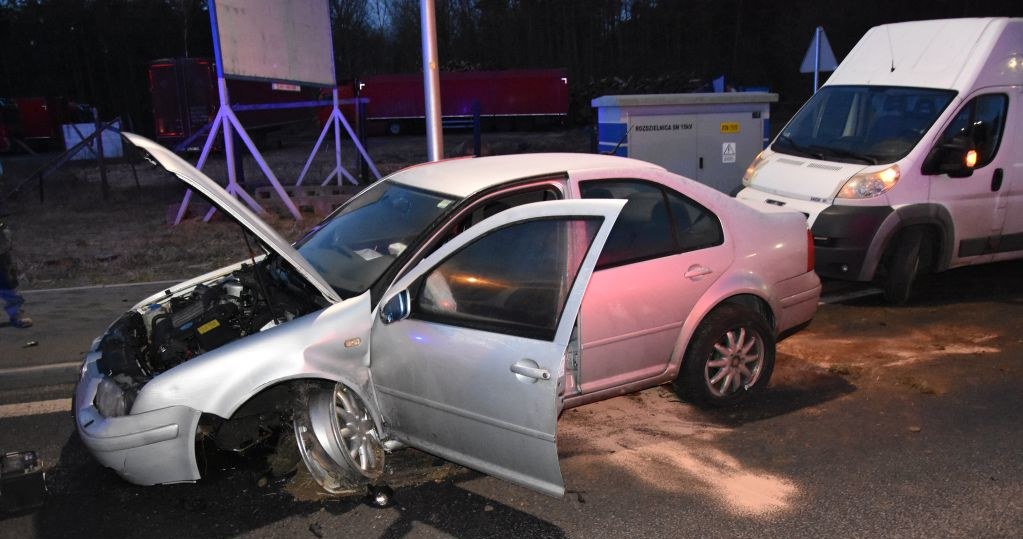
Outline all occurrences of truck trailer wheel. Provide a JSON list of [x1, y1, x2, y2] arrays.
[[883, 227, 925, 304]]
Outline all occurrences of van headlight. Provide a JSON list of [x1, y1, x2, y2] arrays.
[[742, 151, 769, 187], [837, 165, 900, 199]]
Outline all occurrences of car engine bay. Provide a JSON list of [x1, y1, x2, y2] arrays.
[[92, 257, 324, 416]]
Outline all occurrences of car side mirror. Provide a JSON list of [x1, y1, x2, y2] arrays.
[[379, 290, 411, 324], [921, 137, 975, 178]]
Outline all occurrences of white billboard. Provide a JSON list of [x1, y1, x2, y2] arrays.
[[214, 0, 335, 87]]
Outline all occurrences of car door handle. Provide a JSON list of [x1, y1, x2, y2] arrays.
[[684, 264, 713, 280], [511, 361, 551, 381]]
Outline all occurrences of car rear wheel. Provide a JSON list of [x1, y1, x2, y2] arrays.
[[675, 304, 775, 407], [293, 383, 384, 493]]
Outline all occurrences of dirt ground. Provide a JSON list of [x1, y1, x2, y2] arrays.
[[0, 128, 591, 288]]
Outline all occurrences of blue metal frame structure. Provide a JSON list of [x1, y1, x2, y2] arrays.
[[174, 0, 380, 224]]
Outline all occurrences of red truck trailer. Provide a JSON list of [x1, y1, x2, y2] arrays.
[[148, 58, 322, 147], [346, 69, 569, 135], [0, 99, 18, 152], [0, 97, 91, 151], [17, 97, 91, 145]]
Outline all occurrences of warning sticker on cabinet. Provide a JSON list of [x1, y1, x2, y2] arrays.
[[722, 142, 737, 163], [720, 122, 740, 133]]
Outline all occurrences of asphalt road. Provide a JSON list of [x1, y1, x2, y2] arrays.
[[1, 263, 1022, 538]]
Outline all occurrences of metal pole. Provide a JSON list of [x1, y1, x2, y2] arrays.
[[358, 97, 369, 183], [332, 88, 343, 185], [420, 0, 443, 161], [94, 107, 109, 201], [813, 26, 821, 94], [472, 99, 481, 157], [219, 77, 239, 195]]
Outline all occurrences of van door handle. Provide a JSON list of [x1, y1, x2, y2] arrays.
[[992, 168, 1004, 192], [684, 264, 713, 280]]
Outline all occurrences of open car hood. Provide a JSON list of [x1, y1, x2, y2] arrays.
[[122, 132, 342, 304]]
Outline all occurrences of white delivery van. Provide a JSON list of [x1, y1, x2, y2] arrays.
[[737, 18, 1023, 302]]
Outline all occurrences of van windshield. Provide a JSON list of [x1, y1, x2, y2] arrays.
[[773, 86, 956, 165]]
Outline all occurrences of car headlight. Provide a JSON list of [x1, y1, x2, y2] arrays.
[[837, 165, 900, 199], [95, 378, 129, 417], [742, 151, 768, 187]]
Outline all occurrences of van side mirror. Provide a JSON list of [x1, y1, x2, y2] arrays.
[[379, 290, 411, 324], [921, 137, 975, 178]]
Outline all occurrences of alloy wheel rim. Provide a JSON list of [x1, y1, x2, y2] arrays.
[[330, 385, 384, 476], [704, 327, 764, 397]]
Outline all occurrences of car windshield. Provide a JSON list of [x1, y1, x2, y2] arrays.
[[295, 180, 457, 298], [773, 85, 956, 165]]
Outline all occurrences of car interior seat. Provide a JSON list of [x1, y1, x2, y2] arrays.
[[867, 95, 908, 141]]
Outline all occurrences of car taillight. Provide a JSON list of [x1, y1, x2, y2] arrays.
[[806, 229, 815, 272]]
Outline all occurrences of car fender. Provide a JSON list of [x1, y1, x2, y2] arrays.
[[130, 292, 379, 428], [665, 272, 777, 379]]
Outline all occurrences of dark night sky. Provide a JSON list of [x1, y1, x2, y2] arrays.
[[0, 0, 1021, 133]]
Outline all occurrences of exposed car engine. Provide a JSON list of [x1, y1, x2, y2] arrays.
[[94, 259, 321, 413]]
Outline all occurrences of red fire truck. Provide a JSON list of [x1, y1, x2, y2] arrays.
[[339, 69, 570, 135]]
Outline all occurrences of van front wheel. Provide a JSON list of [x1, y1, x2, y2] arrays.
[[883, 227, 925, 304]]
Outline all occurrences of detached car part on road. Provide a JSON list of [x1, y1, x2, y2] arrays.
[[74, 133, 820, 497]]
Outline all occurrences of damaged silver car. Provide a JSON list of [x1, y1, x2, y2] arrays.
[[74, 133, 819, 497]]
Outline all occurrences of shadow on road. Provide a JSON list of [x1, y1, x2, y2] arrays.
[[320, 479, 568, 539], [828, 259, 1023, 308]]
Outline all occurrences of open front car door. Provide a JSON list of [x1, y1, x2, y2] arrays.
[[370, 199, 625, 496]]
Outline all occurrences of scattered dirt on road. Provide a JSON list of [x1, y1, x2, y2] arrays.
[[777, 295, 1013, 400], [559, 387, 800, 519]]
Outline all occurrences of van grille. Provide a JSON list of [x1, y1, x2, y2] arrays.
[[806, 162, 843, 171]]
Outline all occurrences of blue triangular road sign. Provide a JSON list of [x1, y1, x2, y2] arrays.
[[800, 27, 838, 73]]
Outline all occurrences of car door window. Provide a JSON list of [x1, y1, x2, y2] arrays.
[[938, 94, 1008, 169], [415, 217, 601, 341], [580, 179, 723, 267], [666, 190, 724, 251], [580, 180, 675, 268], [457, 187, 560, 230], [423, 186, 563, 257]]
